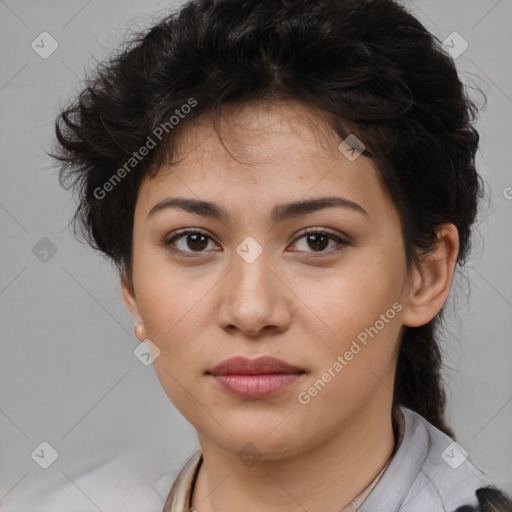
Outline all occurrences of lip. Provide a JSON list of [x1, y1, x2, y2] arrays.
[[207, 356, 305, 399], [209, 356, 304, 376]]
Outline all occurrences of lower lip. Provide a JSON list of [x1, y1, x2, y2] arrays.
[[211, 373, 303, 399]]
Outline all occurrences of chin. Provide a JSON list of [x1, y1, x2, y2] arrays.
[[203, 415, 313, 459]]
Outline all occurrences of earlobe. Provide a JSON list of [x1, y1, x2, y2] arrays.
[[401, 224, 459, 328]]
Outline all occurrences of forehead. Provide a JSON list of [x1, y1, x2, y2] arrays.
[[172, 99, 344, 169], [135, 99, 388, 219]]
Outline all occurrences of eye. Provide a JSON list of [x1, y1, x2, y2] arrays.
[[163, 229, 219, 256], [288, 228, 350, 254], [163, 227, 349, 257]]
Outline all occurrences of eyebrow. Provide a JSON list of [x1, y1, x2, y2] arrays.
[[147, 196, 369, 222]]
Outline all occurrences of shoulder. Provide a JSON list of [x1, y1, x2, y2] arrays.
[[360, 407, 512, 511], [0, 449, 178, 512], [402, 407, 489, 510]]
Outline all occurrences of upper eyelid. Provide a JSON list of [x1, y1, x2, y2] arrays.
[[165, 227, 349, 249], [167, 226, 347, 239]]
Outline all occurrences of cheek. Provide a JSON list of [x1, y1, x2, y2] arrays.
[[292, 250, 405, 339], [131, 273, 205, 395], [291, 248, 405, 407], [294, 281, 403, 437], [133, 247, 209, 338]]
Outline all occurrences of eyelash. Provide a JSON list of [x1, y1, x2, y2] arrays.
[[162, 228, 350, 258]]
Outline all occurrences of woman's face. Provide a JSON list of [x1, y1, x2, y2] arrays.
[[122, 100, 412, 459]]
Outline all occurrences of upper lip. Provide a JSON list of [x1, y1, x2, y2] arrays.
[[208, 356, 305, 376]]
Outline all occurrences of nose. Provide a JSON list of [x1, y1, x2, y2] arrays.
[[216, 248, 291, 338]]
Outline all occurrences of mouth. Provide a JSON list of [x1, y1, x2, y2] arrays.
[[206, 356, 306, 399]]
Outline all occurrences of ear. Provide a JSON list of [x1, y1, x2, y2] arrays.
[[121, 272, 146, 340], [121, 272, 139, 318], [401, 223, 459, 328]]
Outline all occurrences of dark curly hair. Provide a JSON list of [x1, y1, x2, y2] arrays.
[[51, 0, 491, 470]]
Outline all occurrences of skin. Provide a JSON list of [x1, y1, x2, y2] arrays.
[[122, 99, 459, 512]]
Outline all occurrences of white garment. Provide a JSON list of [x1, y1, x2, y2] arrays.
[[0, 449, 178, 511], [1, 407, 490, 511], [360, 407, 490, 511], [161, 407, 490, 512]]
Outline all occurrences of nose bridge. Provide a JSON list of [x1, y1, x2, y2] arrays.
[[231, 236, 274, 304], [218, 235, 287, 335]]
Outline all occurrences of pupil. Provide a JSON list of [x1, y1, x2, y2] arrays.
[[188, 233, 208, 251], [308, 234, 328, 251]]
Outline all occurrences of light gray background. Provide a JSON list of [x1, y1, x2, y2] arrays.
[[1, 0, 511, 509]]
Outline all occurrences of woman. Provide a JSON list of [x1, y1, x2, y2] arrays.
[[51, 0, 512, 510]]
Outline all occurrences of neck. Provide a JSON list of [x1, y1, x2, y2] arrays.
[[191, 398, 397, 512]]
